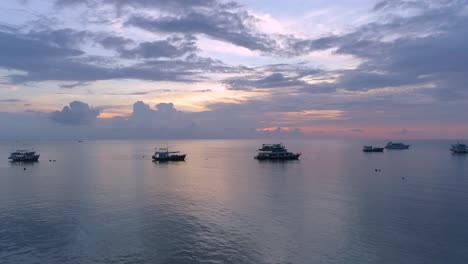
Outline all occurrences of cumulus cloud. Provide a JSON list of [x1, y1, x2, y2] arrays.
[[50, 101, 100, 125]]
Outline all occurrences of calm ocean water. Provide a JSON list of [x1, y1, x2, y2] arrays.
[[0, 139, 467, 264]]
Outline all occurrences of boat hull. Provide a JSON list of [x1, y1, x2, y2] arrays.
[[8, 155, 40, 162], [385, 145, 410, 149], [152, 154, 186, 162], [451, 150, 468, 154], [363, 148, 384, 152], [255, 153, 301, 160]]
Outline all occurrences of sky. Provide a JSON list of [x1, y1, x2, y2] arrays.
[[0, 0, 467, 139]]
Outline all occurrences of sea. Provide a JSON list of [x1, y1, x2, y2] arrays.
[[0, 139, 467, 264]]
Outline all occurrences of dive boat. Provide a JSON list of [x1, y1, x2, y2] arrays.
[[385, 142, 410, 149], [363, 146, 384, 152], [254, 143, 301, 160], [152, 148, 186, 162], [450, 142, 468, 154], [8, 150, 40, 162]]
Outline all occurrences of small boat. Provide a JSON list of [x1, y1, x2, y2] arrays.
[[152, 148, 186, 162], [8, 150, 40, 162], [450, 142, 468, 154], [385, 142, 410, 149], [363, 146, 384, 152], [254, 143, 301, 160]]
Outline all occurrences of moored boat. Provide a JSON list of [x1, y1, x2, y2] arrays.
[[363, 146, 384, 152], [152, 148, 186, 162], [254, 143, 301, 160], [450, 142, 468, 154], [8, 150, 40, 162], [385, 142, 410, 149]]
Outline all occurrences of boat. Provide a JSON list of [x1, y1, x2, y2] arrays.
[[385, 142, 410, 149], [152, 148, 186, 162], [254, 143, 301, 160], [8, 150, 40, 162], [450, 142, 468, 154], [363, 146, 384, 152]]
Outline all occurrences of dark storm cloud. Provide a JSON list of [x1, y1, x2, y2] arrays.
[[49, 101, 100, 125]]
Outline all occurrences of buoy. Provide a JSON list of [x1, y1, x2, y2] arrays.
[[23, 168, 26, 170], [402, 177, 405, 179]]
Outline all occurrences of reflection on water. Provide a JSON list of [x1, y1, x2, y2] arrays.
[[0, 139, 468, 263]]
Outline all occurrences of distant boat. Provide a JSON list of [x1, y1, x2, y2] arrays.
[[450, 142, 468, 154], [77, 140, 84, 143], [254, 143, 301, 160], [385, 142, 410, 149], [8, 150, 40, 162], [152, 148, 186, 162], [363, 146, 384, 152]]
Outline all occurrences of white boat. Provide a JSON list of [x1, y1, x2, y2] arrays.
[[450, 143, 468, 154], [8, 150, 40, 162], [385, 142, 410, 149]]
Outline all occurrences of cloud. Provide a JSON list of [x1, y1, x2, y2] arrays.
[[2, 0, 468, 140], [50, 101, 100, 125], [0, 29, 241, 84], [192, 89, 212, 93], [0, 30, 83, 73], [59, 81, 91, 89], [224, 70, 335, 94], [288, 0, 468, 98], [0, 99, 24, 103], [398, 128, 409, 134], [96, 35, 134, 50], [102, 89, 173, 95], [55, 0, 219, 11], [26, 29, 90, 49], [118, 35, 197, 59], [124, 9, 279, 53]]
